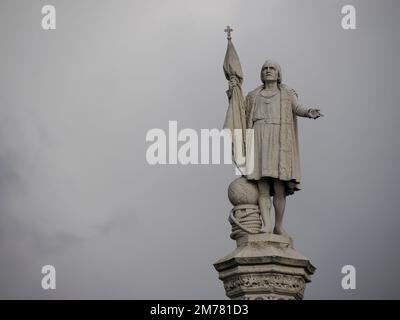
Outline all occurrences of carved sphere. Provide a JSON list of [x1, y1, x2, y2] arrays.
[[228, 177, 259, 205]]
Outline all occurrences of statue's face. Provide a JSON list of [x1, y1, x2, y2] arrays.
[[261, 63, 279, 82]]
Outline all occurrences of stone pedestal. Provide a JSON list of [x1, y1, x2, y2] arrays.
[[213, 233, 315, 300]]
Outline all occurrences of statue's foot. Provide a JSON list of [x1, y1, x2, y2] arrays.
[[273, 226, 290, 238], [259, 225, 272, 234]]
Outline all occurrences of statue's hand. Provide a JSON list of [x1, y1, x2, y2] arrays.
[[308, 108, 323, 119], [228, 77, 239, 90], [227, 77, 240, 99]]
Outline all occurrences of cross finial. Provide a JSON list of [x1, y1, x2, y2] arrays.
[[224, 25, 233, 40]]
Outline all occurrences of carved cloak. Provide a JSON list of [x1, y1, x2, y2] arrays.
[[245, 84, 303, 195]]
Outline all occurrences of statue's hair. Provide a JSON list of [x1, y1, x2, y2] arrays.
[[260, 60, 282, 85]]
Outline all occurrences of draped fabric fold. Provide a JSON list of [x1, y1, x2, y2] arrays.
[[223, 39, 247, 163]]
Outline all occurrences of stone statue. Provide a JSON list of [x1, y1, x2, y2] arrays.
[[215, 27, 318, 300], [223, 28, 323, 238]]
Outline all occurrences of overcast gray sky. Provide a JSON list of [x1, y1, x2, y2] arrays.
[[1, 0, 400, 299]]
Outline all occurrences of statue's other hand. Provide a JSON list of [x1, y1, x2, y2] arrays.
[[228, 77, 239, 90], [308, 108, 323, 119]]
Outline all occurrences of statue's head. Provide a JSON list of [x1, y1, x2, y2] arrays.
[[260, 60, 282, 85]]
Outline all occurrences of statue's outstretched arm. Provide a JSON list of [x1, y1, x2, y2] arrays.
[[292, 92, 323, 119], [291, 91, 311, 118]]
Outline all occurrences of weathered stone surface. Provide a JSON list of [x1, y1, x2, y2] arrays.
[[214, 233, 315, 300], [217, 28, 317, 300], [228, 177, 259, 206]]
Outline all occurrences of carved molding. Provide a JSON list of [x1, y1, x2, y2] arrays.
[[223, 273, 305, 300]]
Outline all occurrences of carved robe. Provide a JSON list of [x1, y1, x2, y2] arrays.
[[245, 84, 310, 195]]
